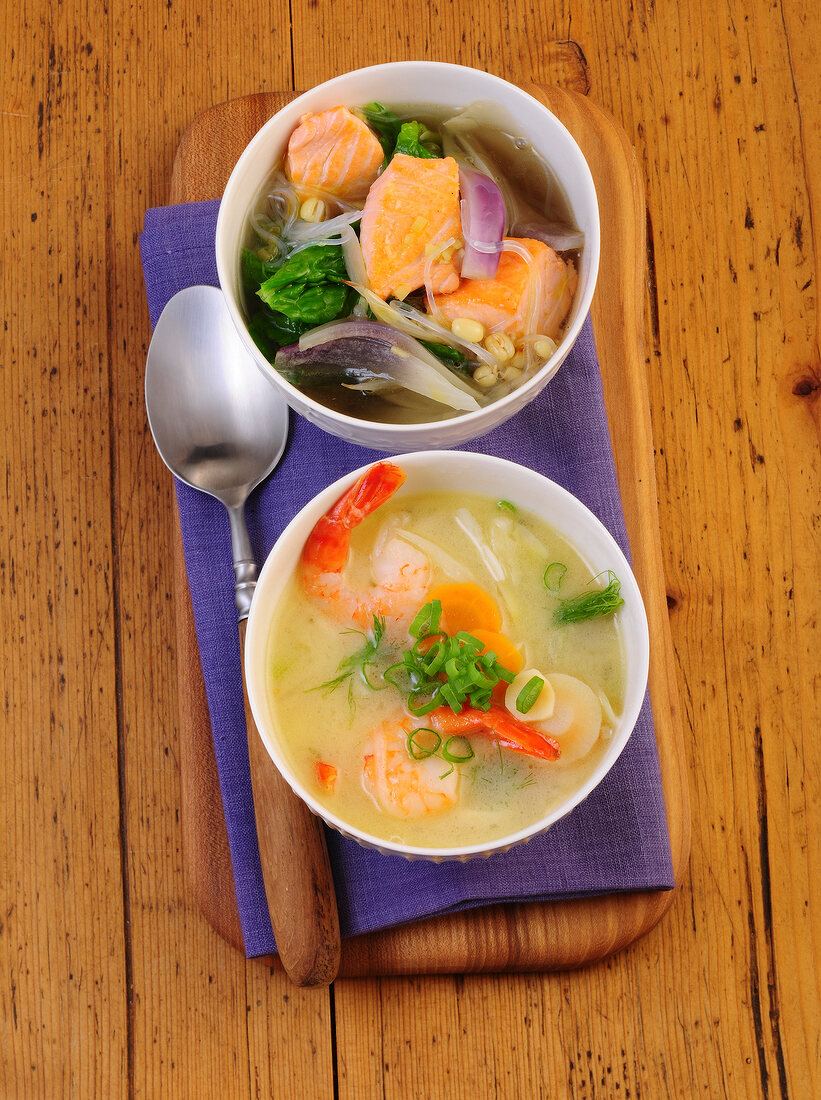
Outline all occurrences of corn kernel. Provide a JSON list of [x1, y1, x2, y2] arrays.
[[299, 197, 326, 223], [483, 332, 516, 363], [533, 335, 558, 360], [509, 350, 528, 370], [502, 364, 523, 382], [452, 317, 486, 343], [473, 363, 500, 388]]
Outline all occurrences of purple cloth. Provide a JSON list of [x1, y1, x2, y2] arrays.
[[140, 200, 674, 958]]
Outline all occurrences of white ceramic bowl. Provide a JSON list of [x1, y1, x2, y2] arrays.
[[216, 62, 600, 452], [244, 451, 649, 861]]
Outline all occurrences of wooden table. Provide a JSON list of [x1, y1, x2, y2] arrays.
[[2, 3, 818, 1096]]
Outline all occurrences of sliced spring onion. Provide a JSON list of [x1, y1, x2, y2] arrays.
[[515, 675, 545, 714], [407, 727, 442, 760], [409, 598, 442, 638], [442, 736, 475, 764], [543, 561, 567, 592]]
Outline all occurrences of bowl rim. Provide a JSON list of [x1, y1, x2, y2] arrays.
[[244, 450, 650, 860], [215, 61, 601, 443]]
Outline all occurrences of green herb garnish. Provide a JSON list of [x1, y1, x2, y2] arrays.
[[313, 614, 387, 701], [542, 561, 567, 592], [407, 727, 441, 760], [385, 601, 515, 717], [515, 675, 544, 714], [553, 571, 624, 624], [405, 728, 474, 780], [497, 500, 517, 513]]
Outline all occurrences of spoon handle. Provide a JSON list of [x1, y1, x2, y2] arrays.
[[239, 619, 341, 986]]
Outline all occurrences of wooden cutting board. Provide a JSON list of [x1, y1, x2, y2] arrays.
[[168, 85, 690, 976]]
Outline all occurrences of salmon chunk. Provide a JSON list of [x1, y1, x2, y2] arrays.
[[360, 154, 462, 300], [285, 106, 384, 204], [434, 238, 578, 341]]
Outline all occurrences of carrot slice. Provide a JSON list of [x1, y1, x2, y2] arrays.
[[428, 582, 502, 635], [315, 761, 338, 792], [471, 629, 524, 675]]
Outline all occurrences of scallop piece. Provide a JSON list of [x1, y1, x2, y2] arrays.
[[505, 668, 556, 722], [537, 673, 602, 763]]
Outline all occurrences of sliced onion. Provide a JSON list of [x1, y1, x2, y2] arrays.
[[293, 319, 483, 411], [287, 209, 363, 242], [459, 166, 506, 280], [338, 225, 369, 287], [454, 508, 506, 582], [511, 220, 585, 253], [348, 284, 497, 371]]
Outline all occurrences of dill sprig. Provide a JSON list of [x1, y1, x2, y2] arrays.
[[313, 614, 387, 697], [553, 570, 624, 624]]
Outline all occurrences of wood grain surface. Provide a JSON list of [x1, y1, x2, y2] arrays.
[[2, 5, 818, 1100], [170, 86, 688, 977]]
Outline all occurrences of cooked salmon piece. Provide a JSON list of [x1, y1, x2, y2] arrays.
[[433, 238, 578, 341], [359, 154, 462, 300], [285, 106, 384, 204]]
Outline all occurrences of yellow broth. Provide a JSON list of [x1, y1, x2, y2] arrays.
[[264, 491, 625, 849]]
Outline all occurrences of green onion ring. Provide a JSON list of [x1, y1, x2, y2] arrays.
[[407, 726, 442, 760], [441, 736, 475, 763], [515, 675, 545, 714]]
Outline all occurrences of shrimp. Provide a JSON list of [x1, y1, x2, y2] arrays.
[[428, 703, 561, 761], [300, 461, 431, 636], [362, 716, 459, 819]]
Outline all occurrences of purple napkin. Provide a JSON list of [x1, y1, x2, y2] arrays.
[[140, 200, 674, 958]]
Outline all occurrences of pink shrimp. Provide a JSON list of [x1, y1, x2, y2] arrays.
[[428, 704, 561, 761], [300, 461, 431, 636], [362, 716, 459, 819]]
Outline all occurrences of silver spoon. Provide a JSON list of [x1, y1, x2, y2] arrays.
[[145, 285, 340, 986]]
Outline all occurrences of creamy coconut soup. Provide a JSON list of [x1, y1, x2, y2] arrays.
[[264, 462, 626, 850]]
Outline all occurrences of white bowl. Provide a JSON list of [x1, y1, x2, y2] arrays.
[[216, 62, 600, 452], [244, 451, 649, 861]]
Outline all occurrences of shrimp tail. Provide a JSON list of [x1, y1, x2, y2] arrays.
[[429, 704, 561, 761], [302, 461, 406, 574]]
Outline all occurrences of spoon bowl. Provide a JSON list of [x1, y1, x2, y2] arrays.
[[145, 285, 288, 509], [145, 285, 341, 986]]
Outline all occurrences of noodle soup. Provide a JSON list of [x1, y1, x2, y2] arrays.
[[245, 454, 647, 858], [239, 99, 583, 425], [216, 63, 600, 452]]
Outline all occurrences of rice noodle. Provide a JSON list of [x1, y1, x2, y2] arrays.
[[500, 239, 544, 372], [388, 301, 498, 369], [287, 209, 363, 242], [422, 236, 458, 324]]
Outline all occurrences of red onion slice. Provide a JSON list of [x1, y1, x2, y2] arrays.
[[459, 166, 506, 280]]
